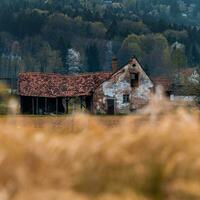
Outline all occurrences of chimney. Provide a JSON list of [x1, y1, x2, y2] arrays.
[[129, 55, 137, 67], [112, 57, 118, 73]]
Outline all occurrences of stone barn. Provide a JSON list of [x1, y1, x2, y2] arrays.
[[93, 58, 153, 114], [18, 57, 156, 115]]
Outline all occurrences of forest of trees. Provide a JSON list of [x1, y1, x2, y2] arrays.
[[0, 0, 200, 82]]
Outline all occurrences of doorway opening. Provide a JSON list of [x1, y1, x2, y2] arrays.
[[107, 99, 115, 115]]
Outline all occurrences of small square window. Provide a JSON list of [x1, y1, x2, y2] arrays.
[[123, 94, 130, 103]]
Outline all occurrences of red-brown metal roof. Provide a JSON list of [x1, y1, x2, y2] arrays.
[[18, 72, 112, 97]]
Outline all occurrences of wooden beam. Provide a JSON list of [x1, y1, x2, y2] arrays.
[[66, 98, 69, 114], [80, 96, 86, 109], [20, 96, 23, 114], [80, 96, 83, 109], [45, 98, 47, 114], [32, 97, 34, 115], [91, 95, 94, 113], [56, 98, 58, 114], [36, 97, 39, 115]]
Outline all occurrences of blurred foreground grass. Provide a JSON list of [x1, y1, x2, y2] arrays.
[[1, 82, 200, 200], [0, 107, 199, 200]]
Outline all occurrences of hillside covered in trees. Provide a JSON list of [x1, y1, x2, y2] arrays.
[[0, 0, 200, 79]]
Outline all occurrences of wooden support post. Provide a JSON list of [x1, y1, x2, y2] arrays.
[[20, 96, 23, 114], [91, 95, 93, 113], [80, 96, 83, 110], [66, 98, 69, 114], [36, 97, 39, 115], [45, 98, 47, 114], [32, 97, 34, 115], [56, 98, 58, 114], [80, 96, 86, 110]]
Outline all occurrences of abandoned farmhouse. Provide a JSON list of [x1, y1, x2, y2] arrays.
[[18, 57, 171, 115]]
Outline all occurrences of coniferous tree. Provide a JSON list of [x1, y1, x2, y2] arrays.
[[57, 36, 68, 73], [85, 43, 100, 72]]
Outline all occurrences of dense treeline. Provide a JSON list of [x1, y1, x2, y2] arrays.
[[0, 0, 200, 80]]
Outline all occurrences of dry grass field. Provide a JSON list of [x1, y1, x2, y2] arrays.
[[0, 96, 200, 200]]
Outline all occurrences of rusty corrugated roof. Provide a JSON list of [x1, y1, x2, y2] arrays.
[[18, 72, 112, 97]]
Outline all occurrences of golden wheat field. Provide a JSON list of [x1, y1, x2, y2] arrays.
[[0, 97, 200, 200]]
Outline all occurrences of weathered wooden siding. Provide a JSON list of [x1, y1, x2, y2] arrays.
[[93, 58, 153, 114]]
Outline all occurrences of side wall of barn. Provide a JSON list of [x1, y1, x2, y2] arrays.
[[93, 59, 153, 114]]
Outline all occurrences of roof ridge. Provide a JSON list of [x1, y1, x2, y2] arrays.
[[19, 71, 112, 77]]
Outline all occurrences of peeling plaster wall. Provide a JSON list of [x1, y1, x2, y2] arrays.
[[93, 59, 153, 114]]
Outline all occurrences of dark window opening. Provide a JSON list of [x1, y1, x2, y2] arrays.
[[130, 73, 139, 87], [123, 94, 130, 103], [165, 91, 171, 97], [107, 99, 115, 115]]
